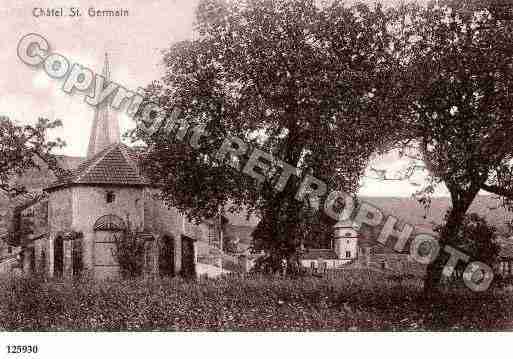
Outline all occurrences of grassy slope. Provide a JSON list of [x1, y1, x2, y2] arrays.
[[1, 272, 511, 331]]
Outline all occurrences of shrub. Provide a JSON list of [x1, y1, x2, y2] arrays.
[[112, 219, 145, 279]]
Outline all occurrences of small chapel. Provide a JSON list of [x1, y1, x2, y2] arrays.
[[16, 54, 220, 280]]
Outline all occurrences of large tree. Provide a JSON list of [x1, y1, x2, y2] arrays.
[[0, 116, 64, 196], [134, 0, 400, 270], [393, 0, 513, 292], [0, 116, 64, 245]]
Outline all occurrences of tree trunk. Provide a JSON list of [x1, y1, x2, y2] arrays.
[[256, 184, 303, 272], [252, 124, 305, 273], [423, 189, 477, 296], [423, 247, 450, 296]]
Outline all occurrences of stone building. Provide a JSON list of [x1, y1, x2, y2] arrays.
[[299, 219, 358, 269], [17, 54, 219, 280], [299, 219, 424, 274]]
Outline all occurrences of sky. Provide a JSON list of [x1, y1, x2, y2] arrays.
[[0, 0, 446, 198]]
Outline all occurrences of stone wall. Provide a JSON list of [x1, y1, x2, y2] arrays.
[[71, 186, 145, 230], [32, 235, 52, 276], [21, 200, 49, 240], [143, 189, 183, 274], [49, 189, 73, 233]]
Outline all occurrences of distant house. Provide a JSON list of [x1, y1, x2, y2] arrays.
[[495, 238, 513, 277], [299, 219, 358, 270]]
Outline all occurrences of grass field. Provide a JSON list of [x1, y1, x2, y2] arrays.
[[0, 270, 511, 331]]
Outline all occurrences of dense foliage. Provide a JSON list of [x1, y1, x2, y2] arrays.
[[112, 221, 146, 279], [389, 0, 513, 292], [435, 213, 500, 275], [0, 116, 64, 246], [0, 116, 64, 196], [133, 0, 401, 269], [128, 0, 513, 289]]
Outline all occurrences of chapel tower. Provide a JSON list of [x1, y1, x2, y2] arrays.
[[86, 53, 120, 158]]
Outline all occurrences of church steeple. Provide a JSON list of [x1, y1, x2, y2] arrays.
[[87, 53, 120, 158]]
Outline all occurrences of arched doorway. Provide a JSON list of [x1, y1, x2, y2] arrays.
[[54, 236, 64, 277], [93, 214, 126, 279], [159, 235, 174, 276]]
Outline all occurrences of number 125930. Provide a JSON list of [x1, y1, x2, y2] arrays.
[[6, 345, 39, 354]]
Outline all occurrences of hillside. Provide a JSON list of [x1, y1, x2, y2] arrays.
[[363, 196, 512, 235], [228, 195, 513, 248]]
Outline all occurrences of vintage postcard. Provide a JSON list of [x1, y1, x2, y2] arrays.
[[0, 0, 512, 357]]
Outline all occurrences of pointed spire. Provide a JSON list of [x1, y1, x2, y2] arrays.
[[86, 52, 120, 159]]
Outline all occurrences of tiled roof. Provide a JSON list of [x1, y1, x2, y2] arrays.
[[45, 143, 150, 191]]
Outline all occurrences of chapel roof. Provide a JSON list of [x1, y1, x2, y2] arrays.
[[45, 143, 150, 191]]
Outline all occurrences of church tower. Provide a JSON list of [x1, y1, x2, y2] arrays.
[[86, 53, 120, 158]]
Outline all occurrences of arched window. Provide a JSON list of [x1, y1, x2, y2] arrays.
[[94, 214, 125, 231]]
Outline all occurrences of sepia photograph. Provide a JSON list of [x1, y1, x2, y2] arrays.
[[0, 0, 513, 356]]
